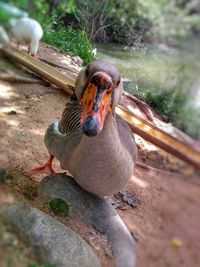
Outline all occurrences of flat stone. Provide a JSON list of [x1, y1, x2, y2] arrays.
[[2, 203, 100, 267], [39, 174, 137, 267]]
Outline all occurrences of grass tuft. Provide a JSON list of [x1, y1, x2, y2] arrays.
[[43, 25, 96, 65]]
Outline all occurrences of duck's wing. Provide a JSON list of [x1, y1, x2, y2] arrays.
[[44, 99, 82, 162], [116, 114, 138, 163], [58, 99, 82, 134]]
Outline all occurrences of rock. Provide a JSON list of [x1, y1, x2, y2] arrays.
[[2, 203, 100, 267], [71, 56, 83, 66], [0, 169, 6, 183], [39, 174, 137, 267]]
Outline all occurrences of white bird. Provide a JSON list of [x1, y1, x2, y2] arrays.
[[0, 25, 10, 48], [11, 17, 43, 56]]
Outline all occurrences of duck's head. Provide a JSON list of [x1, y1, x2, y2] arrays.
[[74, 60, 122, 137]]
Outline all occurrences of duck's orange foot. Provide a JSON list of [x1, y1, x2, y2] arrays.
[[27, 155, 57, 177]]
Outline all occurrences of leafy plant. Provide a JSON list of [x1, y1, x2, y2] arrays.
[[47, 198, 69, 217]]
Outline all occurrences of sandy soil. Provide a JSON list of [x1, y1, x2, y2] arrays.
[[0, 44, 200, 267]]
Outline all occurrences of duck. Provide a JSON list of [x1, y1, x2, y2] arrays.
[[11, 17, 43, 56], [28, 61, 138, 196], [0, 25, 10, 48]]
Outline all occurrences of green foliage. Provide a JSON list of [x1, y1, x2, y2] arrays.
[[6, 257, 13, 267], [54, 0, 76, 15], [2, 0, 28, 11], [43, 25, 95, 65], [0, 2, 28, 23], [30, 0, 50, 26], [47, 198, 69, 217], [141, 89, 186, 118], [28, 263, 54, 267], [136, 89, 200, 139]]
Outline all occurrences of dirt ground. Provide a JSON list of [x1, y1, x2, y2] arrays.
[[0, 44, 200, 267]]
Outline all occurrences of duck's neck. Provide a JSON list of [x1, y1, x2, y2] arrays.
[[69, 112, 134, 196], [82, 113, 120, 155], [71, 112, 130, 171]]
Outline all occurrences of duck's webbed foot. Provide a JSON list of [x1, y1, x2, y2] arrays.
[[27, 155, 57, 176]]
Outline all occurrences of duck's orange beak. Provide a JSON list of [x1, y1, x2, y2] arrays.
[[80, 72, 112, 136]]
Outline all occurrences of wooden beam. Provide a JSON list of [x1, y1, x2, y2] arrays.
[[2, 47, 75, 94]]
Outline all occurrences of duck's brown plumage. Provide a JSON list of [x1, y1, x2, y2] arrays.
[[44, 60, 137, 196]]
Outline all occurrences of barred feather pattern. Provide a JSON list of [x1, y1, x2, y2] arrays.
[[44, 101, 83, 164], [59, 101, 82, 134]]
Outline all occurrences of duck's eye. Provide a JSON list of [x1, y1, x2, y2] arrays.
[[116, 79, 120, 87]]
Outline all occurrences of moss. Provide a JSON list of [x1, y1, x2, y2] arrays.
[[47, 198, 69, 217]]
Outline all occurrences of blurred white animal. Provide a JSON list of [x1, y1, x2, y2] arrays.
[[0, 25, 10, 48], [92, 47, 97, 56], [12, 17, 43, 56]]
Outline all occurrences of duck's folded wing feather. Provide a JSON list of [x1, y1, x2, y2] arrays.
[[44, 101, 82, 161], [59, 101, 82, 134]]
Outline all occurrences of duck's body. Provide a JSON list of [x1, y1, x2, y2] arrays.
[[45, 101, 137, 196], [0, 26, 9, 48], [12, 17, 43, 56], [29, 61, 137, 196]]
